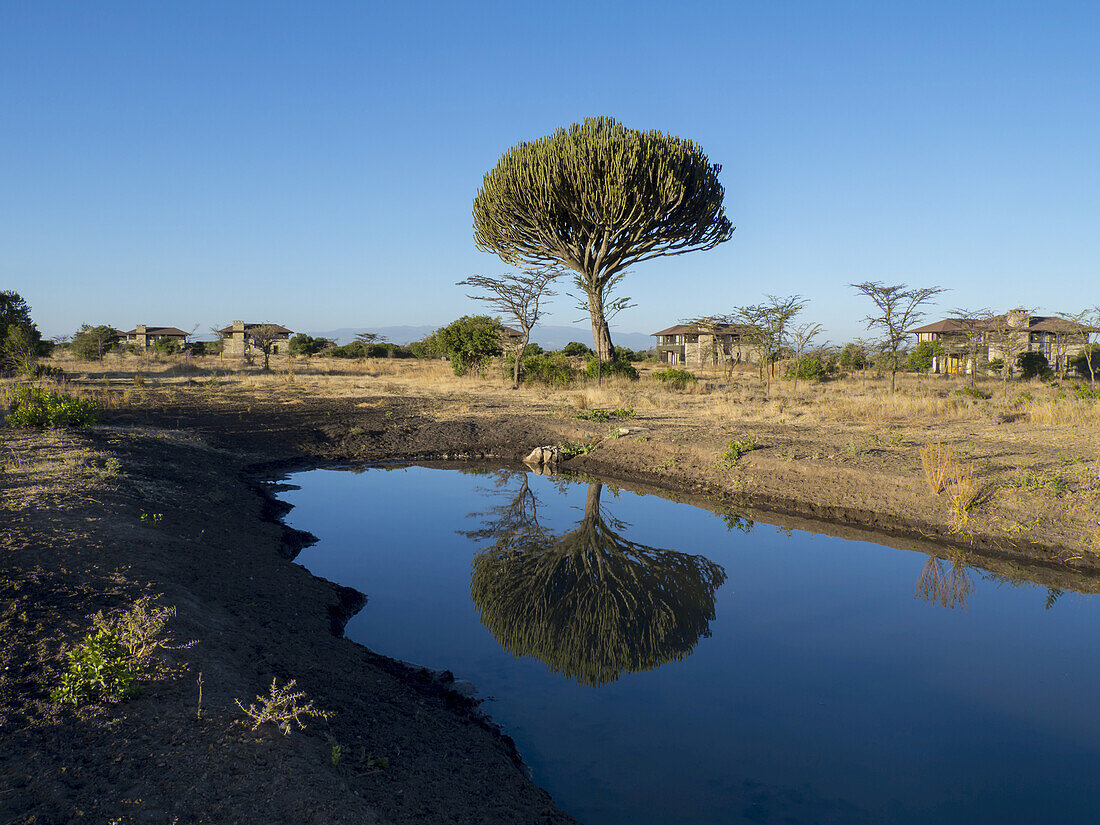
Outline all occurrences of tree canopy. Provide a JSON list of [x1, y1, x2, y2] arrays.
[[473, 117, 733, 360]]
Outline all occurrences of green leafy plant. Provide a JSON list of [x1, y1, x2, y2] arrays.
[[584, 356, 638, 381], [574, 407, 635, 422], [5, 386, 97, 428], [558, 439, 598, 459], [236, 677, 333, 735], [653, 367, 697, 389], [52, 629, 136, 705], [718, 437, 758, 468], [1074, 385, 1100, 400]]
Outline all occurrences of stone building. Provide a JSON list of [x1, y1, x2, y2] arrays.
[[218, 321, 293, 357], [123, 325, 189, 349], [909, 309, 1091, 375], [652, 323, 754, 367]]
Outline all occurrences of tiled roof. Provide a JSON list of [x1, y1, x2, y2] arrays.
[[218, 323, 294, 335], [910, 314, 1090, 335], [652, 323, 752, 337], [124, 326, 188, 336]]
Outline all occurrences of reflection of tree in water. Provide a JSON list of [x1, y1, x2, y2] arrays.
[[914, 556, 974, 610], [465, 475, 726, 687]]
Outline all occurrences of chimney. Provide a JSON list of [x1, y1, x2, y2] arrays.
[[1006, 308, 1029, 329], [136, 324, 146, 334], [232, 320, 245, 332]]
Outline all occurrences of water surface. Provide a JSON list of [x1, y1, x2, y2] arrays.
[[280, 465, 1100, 825]]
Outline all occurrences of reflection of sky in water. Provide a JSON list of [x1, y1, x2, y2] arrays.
[[282, 466, 1100, 825]]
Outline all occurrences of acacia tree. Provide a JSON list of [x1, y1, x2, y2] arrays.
[[458, 266, 561, 389], [473, 117, 734, 362], [247, 324, 285, 372], [734, 295, 804, 393], [850, 282, 946, 393]]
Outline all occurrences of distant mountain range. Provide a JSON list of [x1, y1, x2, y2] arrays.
[[307, 324, 657, 352]]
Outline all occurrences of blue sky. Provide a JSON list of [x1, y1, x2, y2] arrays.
[[3, 1, 1098, 344]]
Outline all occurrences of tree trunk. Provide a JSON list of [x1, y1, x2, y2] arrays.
[[586, 291, 615, 362], [513, 330, 528, 390]]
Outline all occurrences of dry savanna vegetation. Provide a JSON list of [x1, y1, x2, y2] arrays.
[[8, 347, 1100, 561]]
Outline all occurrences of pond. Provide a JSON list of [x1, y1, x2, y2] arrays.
[[279, 465, 1100, 825]]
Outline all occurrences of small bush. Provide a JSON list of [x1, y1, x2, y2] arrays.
[[511, 353, 578, 386], [718, 437, 758, 468], [653, 367, 697, 389], [561, 341, 593, 357], [5, 386, 97, 428], [1017, 351, 1051, 380], [954, 387, 990, 401], [784, 358, 826, 381], [574, 407, 635, 422], [28, 363, 65, 379], [236, 677, 333, 735], [920, 442, 955, 494], [585, 357, 639, 381], [1074, 385, 1100, 400], [52, 629, 136, 705]]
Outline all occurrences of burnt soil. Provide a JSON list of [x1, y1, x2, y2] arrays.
[[4, 391, 1100, 824]]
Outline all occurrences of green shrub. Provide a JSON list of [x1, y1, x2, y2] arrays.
[[838, 343, 868, 371], [1074, 385, 1100, 400], [5, 386, 97, 428], [151, 336, 181, 355], [28, 363, 65, 379], [718, 436, 758, 468], [906, 340, 944, 372], [653, 367, 696, 388], [574, 407, 636, 422], [561, 341, 593, 357], [783, 358, 826, 381], [71, 324, 119, 360], [434, 315, 504, 376], [288, 334, 330, 356], [954, 387, 990, 400], [512, 352, 578, 386], [1017, 351, 1051, 380], [1072, 344, 1100, 379], [51, 629, 136, 705], [585, 356, 639, 381]]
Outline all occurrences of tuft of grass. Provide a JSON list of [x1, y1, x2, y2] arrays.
[[920, 442, 955, 494]]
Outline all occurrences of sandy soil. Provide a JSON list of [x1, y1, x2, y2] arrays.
[[4, 356, 1100, 823]]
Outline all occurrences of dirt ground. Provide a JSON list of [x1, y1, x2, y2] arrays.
[[3, 354, 1100, 824]]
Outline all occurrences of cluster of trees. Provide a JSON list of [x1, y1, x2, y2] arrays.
[[0, 291, 50, 374]]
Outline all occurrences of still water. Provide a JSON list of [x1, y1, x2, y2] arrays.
[[279, 465, 1100, 825]]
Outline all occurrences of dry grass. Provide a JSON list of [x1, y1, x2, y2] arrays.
[[920, 443, 955, 494]]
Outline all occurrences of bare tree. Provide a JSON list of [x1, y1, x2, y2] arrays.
[[247, 324, 285, 372], [789, 321, 824, 393], [1067, 307, 1100, 383], [458, 266, 562, 389], [947, 308, 993, 387], [851, 282, 946, 393], [984, 319, 1028, 397], [680, 315, 741, 379], [735, 295, 804, 394]]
